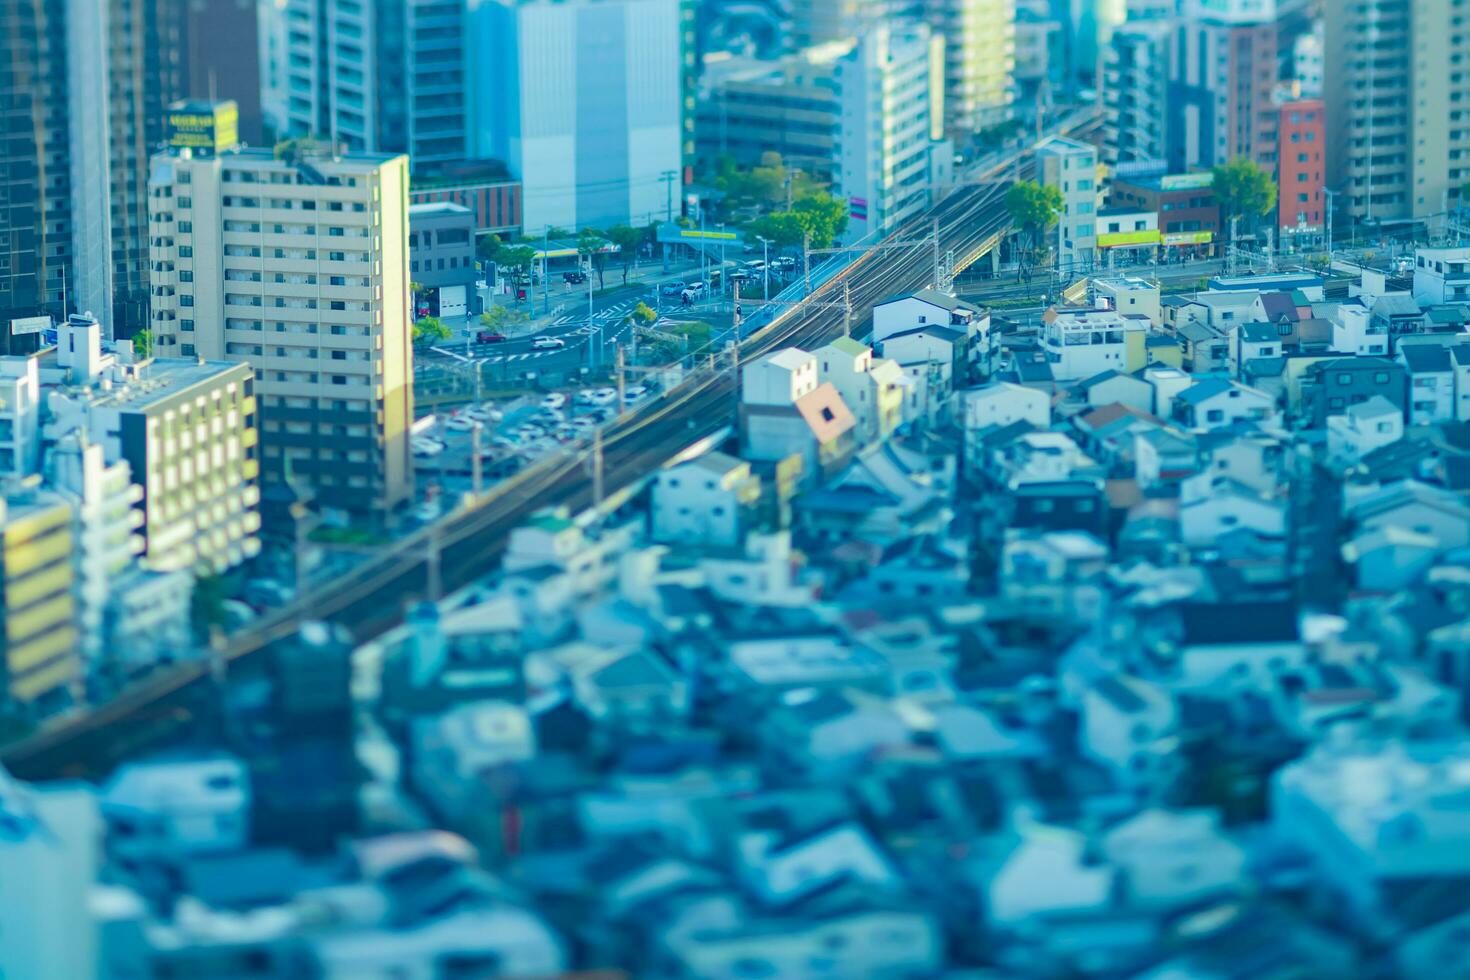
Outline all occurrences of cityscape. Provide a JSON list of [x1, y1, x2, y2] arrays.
[[9, 0, 1470, 976]]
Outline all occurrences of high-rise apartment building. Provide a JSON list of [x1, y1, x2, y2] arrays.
[[273, 0, 469, 169], [146, 141, 414, 514], [1325, 0, 1468, 225], [0, 0, 242, 340], [926, 0, 1017, 134], [837, 25, 948, 240], [1168, 0, 1277, 171], [1273, 96, 1325, 242], [1103, 20, 1173, 167], [467, 0, 685, 234]]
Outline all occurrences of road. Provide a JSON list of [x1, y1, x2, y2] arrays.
[[0, 114, 1101, 781]]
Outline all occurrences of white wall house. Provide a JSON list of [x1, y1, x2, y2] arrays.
[[960, 381, 1051, 431], [1412, 247, 1470, 305], [743, 348, 820, 406], [100, 754, 251, 860], [872, 289, 980, 345], [650, 452, 760, 549]]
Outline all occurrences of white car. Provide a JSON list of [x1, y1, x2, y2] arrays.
[[586, 387, 618, 406], [532, 335, 566, 349], [624, 385, 649, 403], [541, 392, 568, 410], [744, 260, 767, 272], [446, 415, 478, 432], [681, 283, 707, 302], [412, 438, 445, 456], [413, 501, 442, 522]]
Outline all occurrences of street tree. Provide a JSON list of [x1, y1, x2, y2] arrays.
[[1004, 180, 1064, 282], [413, 316, 450, 346], [606, 225, 643, 284], [1212, 159, 1278, 243], [577, 228, 610, 288], [791, 193, 849, 249], [479, 306, 529, 333], [132, 329, 154, 360]]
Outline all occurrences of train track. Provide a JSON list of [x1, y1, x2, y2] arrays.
[[0, 119, 1095, 780]]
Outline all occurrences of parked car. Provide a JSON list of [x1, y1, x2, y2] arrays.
[[446, 415, 478, 432], [659, 280, 688, 297], [475, 330, 507, 344], [585, 387, 618, 406], [624, 384, 650, 403], [776, 256, 797, 271], [541, 392, 568, 410], [563, 270, 588, 284], [532, 335, 566, 349], [744, 260, 767, 272], [681, 282, 707, 302]]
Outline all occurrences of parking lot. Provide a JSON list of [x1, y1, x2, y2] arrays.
[[408, 382, 658, 519]]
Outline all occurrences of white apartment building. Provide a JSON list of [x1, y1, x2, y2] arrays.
[[467, 0, 684, 233], [836, 25, 946, 243], [45, 434, 144, 668], [1036, 136, 1098, 275], [926, 0, 1016, 134], [43, 315, 261, 576], [147, 144, 415, 514], [0, 355, 41, 481]]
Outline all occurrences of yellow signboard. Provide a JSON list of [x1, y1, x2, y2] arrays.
[[1163, 231, 1214, 246], [167, 101, 239, 154], [1097, 229, 1161, 248]]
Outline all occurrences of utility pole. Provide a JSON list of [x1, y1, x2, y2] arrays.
[[586, 253, 596, 370], [732, 280, 742, 347], [660, 169, 678, 223], [541, 228, 550, 314], [470, 421, 483, 496], [591, 427, 604, 507], [932, 217, 942, 289], [803, 230, 812, 296], [426, 525, 442, 602], [842, 279, 852, 338], [1324, 188, 1337, 260], [615, 343, 626, 412]]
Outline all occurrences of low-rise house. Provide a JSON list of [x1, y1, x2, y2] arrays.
[[1080, 674, 1180, 788], [736, 819, 901, 905], [960, 380, 1051, 432], [1001, 530, 1108, 623], [878, 325, 969, 418], [742, 382, 857, 484], [101, 754, 251, 861], [1228, 321, 1284, 378], [651, 452, 762, 549], [1041, 306, 1149, 380], [1398, 343, 1456, 425], [816, 337, 904, 444], [872, 288, 980, 344], [1273, 738, 1470, 923], [1101, 808, 1247, 909], [1175, 321, 1229, 373], [1172, 378, 1279, 431], [1300, 356, 1407, 426], [1331, 300, 1388, 356], [1071, 369, 1154, 414], [1134, 427, 1198, 488], [762, 687, 912, 774], [1327, 395, 1404, 462]]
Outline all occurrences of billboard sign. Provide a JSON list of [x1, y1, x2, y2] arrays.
[[167, 100, 239, 155], [9, 315, 51, 336]]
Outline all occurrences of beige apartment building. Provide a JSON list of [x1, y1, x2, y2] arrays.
[[1325, 0, 1469, 225], [146, 143, 414, 515]]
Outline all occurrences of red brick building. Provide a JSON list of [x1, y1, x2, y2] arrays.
[[1272, 97, 1326, 244]]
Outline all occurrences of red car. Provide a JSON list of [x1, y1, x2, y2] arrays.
[[476, 331, 507, 344]]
